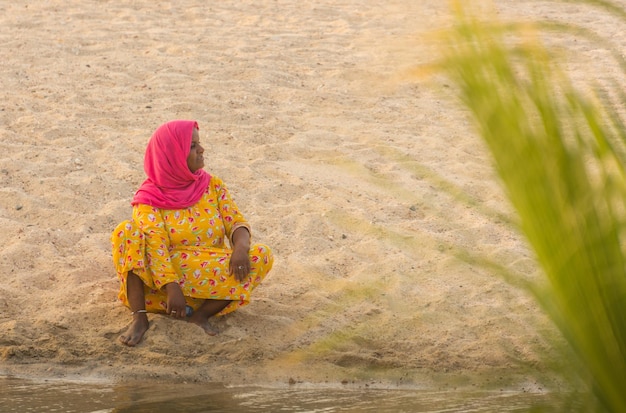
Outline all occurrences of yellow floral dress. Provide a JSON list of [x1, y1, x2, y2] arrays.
[[111, 175, 273, 316]]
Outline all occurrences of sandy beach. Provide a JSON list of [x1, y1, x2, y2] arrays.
[[1, 0, 624, 389]]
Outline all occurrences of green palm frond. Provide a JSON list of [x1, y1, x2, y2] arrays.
[[441, 2, 626, 411]]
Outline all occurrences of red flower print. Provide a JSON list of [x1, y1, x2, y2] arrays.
[[251, 256, 259, 263], [224, 216, 233, 222], [181, 252, 188, 260], [201, 261, 208, 268], [170, 228, 176, 234], [230, 288, 236, 295], [209, 279, 216, 286]]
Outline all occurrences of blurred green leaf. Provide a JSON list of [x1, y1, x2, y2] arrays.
[[441, 2, 626, 411]]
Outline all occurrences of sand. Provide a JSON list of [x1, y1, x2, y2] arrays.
[[1, 0, 624, 390]]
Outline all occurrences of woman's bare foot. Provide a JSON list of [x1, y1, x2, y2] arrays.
[[119, 314, 149, 346], [188, 313, 218, 336], [186, 299, 231, 336]]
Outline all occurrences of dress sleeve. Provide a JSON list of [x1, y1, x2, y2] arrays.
[[214, 178, 251, 247], [133, 204, 181, 288]]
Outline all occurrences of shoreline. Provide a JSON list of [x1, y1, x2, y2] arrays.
[[0, 358, 564, 394]]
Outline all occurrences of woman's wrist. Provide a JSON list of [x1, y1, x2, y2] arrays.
[[232, 227, 251, 251], [164, 282, 182, 293]]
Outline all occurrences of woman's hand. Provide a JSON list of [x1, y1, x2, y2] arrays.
[[229, 227, 251, 283], [164, 282, 187, 319], [229, 248, 251, 282]]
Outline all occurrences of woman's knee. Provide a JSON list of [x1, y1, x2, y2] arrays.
[[250, 243, 273, 269], [251, 243, 272, 258]]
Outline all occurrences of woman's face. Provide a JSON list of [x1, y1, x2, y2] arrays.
[[186, 128, 205, 173]]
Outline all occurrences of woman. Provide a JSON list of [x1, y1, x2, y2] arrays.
[[111, 120, 273, 346]]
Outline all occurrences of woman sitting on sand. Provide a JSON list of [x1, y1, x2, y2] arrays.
[[111, 120, 273, 346]]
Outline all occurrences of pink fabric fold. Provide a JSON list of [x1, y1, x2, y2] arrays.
[[131, 120, 211, 209]]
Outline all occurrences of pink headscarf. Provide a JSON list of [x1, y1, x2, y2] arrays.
[[131, 120, 211, 209]]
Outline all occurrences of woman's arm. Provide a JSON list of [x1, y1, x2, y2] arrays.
[[230, 226, 251, 282], [134, 204, 186, 318], [214, 179, 252, 282]]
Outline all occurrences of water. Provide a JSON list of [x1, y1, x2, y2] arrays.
[[0, 376, 564, 412]]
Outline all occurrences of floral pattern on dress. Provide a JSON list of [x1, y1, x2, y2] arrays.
[[111, 176, 273, 316]]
